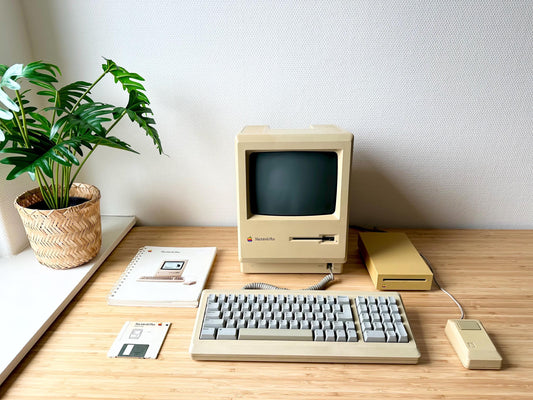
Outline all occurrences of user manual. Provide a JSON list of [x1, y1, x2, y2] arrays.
[[107, 246, 217, 307]]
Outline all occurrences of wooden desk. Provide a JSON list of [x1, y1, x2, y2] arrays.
[[1, 227, 531, 399]]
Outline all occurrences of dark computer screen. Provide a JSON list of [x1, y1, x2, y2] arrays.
[[249, 151, 338, 216]]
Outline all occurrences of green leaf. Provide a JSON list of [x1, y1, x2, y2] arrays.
[[0, 139, 80, 180], [21, 61, 60, 83], [50, 102, 116, 143], [68, 102, 113, 135], [26, 112, 52, 136], [39, 80, 93, 112], [77, 133, 138, 153], [120, 90, 163, 154], [103, 58, 147, 95]]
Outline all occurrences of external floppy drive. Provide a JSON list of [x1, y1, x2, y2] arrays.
[[358, 232, 433, 291]]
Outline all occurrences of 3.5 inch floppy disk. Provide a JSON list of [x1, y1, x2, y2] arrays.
[[108, 321, 171, 359]]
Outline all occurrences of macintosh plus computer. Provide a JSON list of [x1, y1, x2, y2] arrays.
[[235, 125, 353, 274]]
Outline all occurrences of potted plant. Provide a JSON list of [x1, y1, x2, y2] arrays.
[[0, 59, 163, 269]]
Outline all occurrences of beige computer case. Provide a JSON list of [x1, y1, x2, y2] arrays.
[[236, 125, 353, 274]]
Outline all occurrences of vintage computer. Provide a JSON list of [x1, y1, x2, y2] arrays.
[[190, 125, 423, 363], [235, 125, 353, 274], [190, 125, 495, 366]]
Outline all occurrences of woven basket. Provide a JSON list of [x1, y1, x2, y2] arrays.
[[14, 183, 102, 269]]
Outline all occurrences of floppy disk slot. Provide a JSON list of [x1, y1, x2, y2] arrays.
[[383, 278, 428, 282], [290, 236, 336, 242]]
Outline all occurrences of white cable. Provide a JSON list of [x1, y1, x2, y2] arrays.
[[420, 254, 465, 319]]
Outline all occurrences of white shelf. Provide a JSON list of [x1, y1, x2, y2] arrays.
[[0, 215, 135, 385]]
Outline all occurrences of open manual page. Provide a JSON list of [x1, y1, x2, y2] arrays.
[[107, 246, 217, 307]]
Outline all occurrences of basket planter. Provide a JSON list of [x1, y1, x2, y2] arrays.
[[14, 183, 102, 269]]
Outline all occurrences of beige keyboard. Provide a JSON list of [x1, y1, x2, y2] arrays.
[[189, 289, 420, 363]]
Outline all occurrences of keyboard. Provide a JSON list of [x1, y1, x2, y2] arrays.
[[189, 289, 420, 364]]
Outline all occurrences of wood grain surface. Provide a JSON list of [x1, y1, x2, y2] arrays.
[[1, 227, 531, 399]]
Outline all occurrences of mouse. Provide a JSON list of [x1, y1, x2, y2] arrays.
[[445, 319, 502, 369]]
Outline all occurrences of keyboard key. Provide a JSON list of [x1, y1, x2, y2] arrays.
[[203, 319, 224, 329], [336, 311, 353, 322], [337, 295, 350, 305], [363, 330, 386, 342], [359, 312, 370, 323], [239, 328, 313, 341], [205, 311, 221, 319], [247, 320, 257, 328], [207, 303, 221, 312], [217, 328, 238, 340], [200, 327, 216, 340], [336, 330, 347, 342], [395, 322, 409, 343], [347, 329, 358, 342], [361, 321, 372, 331], [392, 313, 402, 323], [314, 329, 325, 341], [325, 329, 335, 342], [226, 320, 237, 328], [386, 331, 397, 343]]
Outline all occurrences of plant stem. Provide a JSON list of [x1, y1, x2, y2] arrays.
[[51, 90, 59, 127], [69, 144, 97, 186], [69, 108, 127, 186], [62, 165, 71, 208], [14, 91, 29, 147], [0, 120, 11, 136], [105, 108, 127, 135], [53, 161, 60, 206], [35, 167, 55, 209], [71, 65, 112, 111]]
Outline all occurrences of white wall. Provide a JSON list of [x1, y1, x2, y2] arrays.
[[0, 0, 34, 256], [5, 0, 533, 228]]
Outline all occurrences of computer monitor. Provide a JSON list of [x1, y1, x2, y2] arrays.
[[236, 125, 353, 273]]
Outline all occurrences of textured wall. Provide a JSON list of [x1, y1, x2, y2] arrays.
[[8, 1, 533, 228], [0, 0, 33, 255]]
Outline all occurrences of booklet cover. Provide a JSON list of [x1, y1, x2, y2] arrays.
[[107, 246, 217, 307]]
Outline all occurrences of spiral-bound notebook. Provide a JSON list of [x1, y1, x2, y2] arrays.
[[107, 246, 216, 307]]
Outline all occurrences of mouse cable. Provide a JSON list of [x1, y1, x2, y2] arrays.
[[242, 264, 335, 291], [419, 253, 465, 319]]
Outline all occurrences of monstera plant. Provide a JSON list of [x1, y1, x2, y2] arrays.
[[0, 59, 163, 208], [0, 59, 163, 268]]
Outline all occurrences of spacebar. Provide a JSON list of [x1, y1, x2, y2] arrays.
[[238, 328, 313, 341]]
